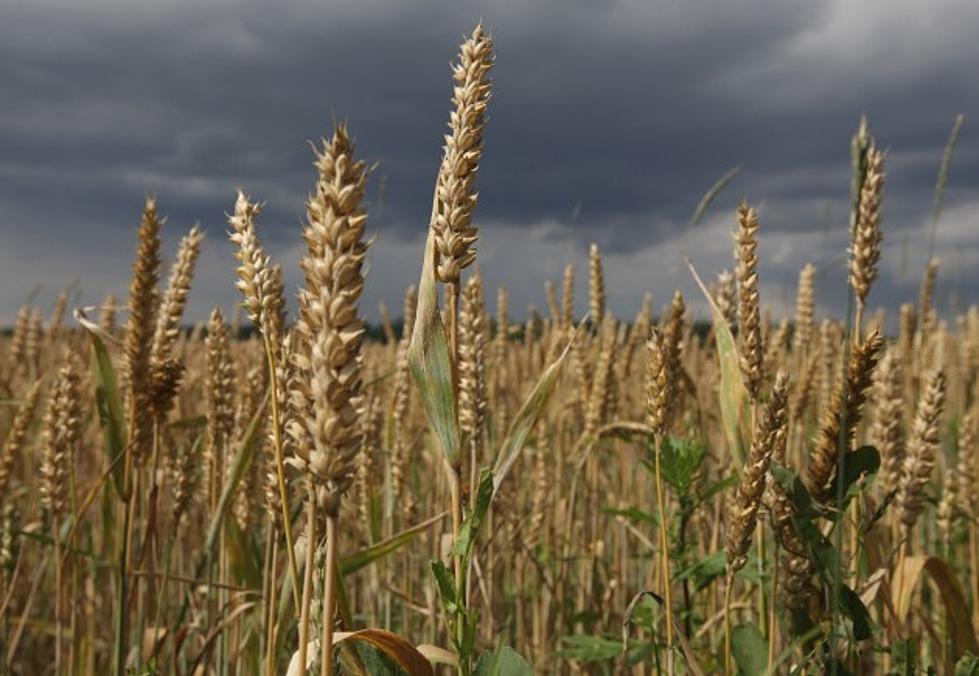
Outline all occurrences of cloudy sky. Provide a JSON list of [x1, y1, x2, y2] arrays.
[[2, 0, 978, 326]]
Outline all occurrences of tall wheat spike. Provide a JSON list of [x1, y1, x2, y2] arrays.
[[293, 124, 370, 516], [849, 147, 885, 308], [0, 380, 42, 496], [734, 201, 762, 398], [459, 273, 488, 463], [726, 372, 789, 572], [432, 23, 494, 284], [295, 123, 371, 676], [123, 198, 164, 461], [871, 349, 905, 496], [793, 264, 815, 357], [588, 243, 605, 327], [897, 368, 947, 533], [561, 263, 575, 330], [805, 329, 883, 503]]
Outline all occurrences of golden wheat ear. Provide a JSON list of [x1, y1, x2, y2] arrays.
[[896, 367, 947, 534], [726, 372, 789, 574], [850, 146, 885, 307], [734, 201, 762, 400], [432, 24, 493, 285], [805, 329, 884, 504]]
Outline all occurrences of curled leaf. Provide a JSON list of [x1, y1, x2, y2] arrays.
[[493, 325, 579, 495], [408, 228, 461, 465], [686, 258, 750, 465], [75, 307, 127, 497], [891, 556, 978, 660], [288, 629, 435, 676]]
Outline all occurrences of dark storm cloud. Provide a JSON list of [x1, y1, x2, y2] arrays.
[[1, 0, 978, 323]]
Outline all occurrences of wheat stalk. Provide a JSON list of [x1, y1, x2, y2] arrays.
[[292, 123, 371, 676]]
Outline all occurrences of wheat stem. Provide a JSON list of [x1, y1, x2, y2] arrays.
[[653, 435, 674, 653], [265, 336, 302, 614], [321, 515, 338, 676], [297, 481, 316, 676]]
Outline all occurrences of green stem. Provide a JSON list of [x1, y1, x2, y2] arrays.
[[653, 436, 674, 653], [148, 529, 176, 660], [113, 491, 133, 676], [449, 466, 468, 674]]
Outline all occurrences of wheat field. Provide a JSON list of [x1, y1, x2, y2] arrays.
[[1, 23, 977, 676]]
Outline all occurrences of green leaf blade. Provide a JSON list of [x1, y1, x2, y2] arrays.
[[407, 229, 461, 466]]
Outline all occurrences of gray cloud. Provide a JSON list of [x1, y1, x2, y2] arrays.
[[1, 0, 977, 324]]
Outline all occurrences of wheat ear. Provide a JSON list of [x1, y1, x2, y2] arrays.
[[805, 329, 883, 503], [734, 201, 762, 399], [896, 368, 946, 535], [294, 124, 370, 676], [432, 23, 493, 284]]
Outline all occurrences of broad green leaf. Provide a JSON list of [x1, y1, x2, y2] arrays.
[[475, 645, 534, 676], [353, 642, 408, 675], [828, 445, 880, 509], [673, 549, 762, 590], [369, 488, 383, 543], [622, 592, 659, 632], [658, 437, 707, 494], [890, 638, 916, 676], [407, 228, 460, 465], [771, 463, 874, 642], [430, 560, 457, 615], [127, 659, 160, 676], [554, 635, 623, 663], [955, 653, 979, 676], [769, 465, 820, 522], [674, 551, 724, 589], [79, 315, 127, 496], [224, 516, 264, 590], [732, 623, 767, 675], [686, 259, 750, 466], [699, 473, 738, 505], [341, 512, 446, 576], [493, 327, 578, 494], [452, 469, 493, 559], [770, 465, 839, 583], [603, 506, 657, 526], [839, 585, 872, 641], [461, 616, 478, 664]]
